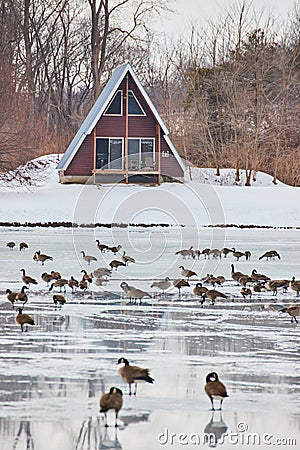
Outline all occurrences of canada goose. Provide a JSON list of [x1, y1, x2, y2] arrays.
[[175, 246, 194, 259], [201, 248, 210, 259], [100, 387, 123, 427], [290, 277, 300, 297], [179, 266, 197, 279], [216, 275, 226, 285], [267, 279, 289, 296], [117, 357, 154, 396], [108, 245, 122, 255], [78, 279, 88, 291], [120, 282, 135, 301], [80, 251, 97, 265], [253, 282, 267, 293], [80, 269, 93, 283], [205, 372, 228, 410], [238, 275, 254, 287], [41, 272, 54, 286], [15, 286, 29, 305], [193, 283, 208, 303], [240, 287, 252, 300], [127, 287, 151, 305], [20, 269, 38, 286], [16, 307, 35, 332], [173, 278, 190, 294], [50, 270, 61, 280], [251, 269, 270, 282], [280, 304, 300, 323], [53, 294, 66, 307], [231, 265, 244, 284], [6, 289, 18, 306], [221, 248, 232, 258], [231, 248, 245, 261], [244, 250, 251, 261], [49, 278, 68, 293], [95, 240, 109, 252], [19, 242, 28, 251], [6, 241, 15, 249], [209, 249, 221, 259], [33, 250, 53, 265], [150, 277, 171, 294], [204, 289, 228, 304], [109, 260, 126, 270], [92, 267, 112, 278], [68, 276, 79, 293], [121, 251, 135, 265], [206, 275, 222, 287], [259, 250, 281, 260]]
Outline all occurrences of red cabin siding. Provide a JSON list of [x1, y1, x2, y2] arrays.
[[64, 72, 184, 181]]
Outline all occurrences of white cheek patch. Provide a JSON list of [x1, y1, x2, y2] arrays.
[[117, 362, 125, 369], [209, 377, 216, 382]]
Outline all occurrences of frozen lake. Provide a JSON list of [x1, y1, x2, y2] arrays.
[[0, 226, 299, 449]]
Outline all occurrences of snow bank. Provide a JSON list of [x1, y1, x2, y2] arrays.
[[0, 154, 299, 227]]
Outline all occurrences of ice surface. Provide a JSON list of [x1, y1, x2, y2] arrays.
[[0, 227, 299, 449]]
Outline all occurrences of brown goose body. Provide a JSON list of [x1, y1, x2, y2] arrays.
[[49, 279, 68, 293], [80, 251, 97, 265], [108, 245, 122, 255], [53, 294, 66, 307], [238, 275, 254, 287], [68, 276, 79, 292], [240, 287, 252, 299], [20, 269, 38, 286], [6, 241, 15, 249], [6, 289, 18, 305], [15, 286, 29, 305], [16, 307, 35, 332], [251, 269, 270, 282], [151, 277, 171, 293], [267, 279, 289, 296], [259, 250, 281, 260], [19, 242, 29, 251], [100, 387, 123, 427], [109, 260, 126, 270], [204, 289, 228, 304], [205, 372, 228, 410], [201, 248, 210, 258], [173, 278, 190, 293], [290, 277, 300, 296], [231, 248, 245, 261], [231, 265, 244, 283], [34, 250, 53, 265], [221, 247, 232, 257], [117, 357, 154, 395], [175, 246, 194, 259], [179, 266, 197, 279], [121, 251, 135, 265], [41, 272, 54, 285], [95, 240, 109, 253], [280, 304, 300, 323]]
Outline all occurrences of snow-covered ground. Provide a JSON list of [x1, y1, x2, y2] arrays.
[[0, 154, 299, 227], [0, 227, 299, 450]]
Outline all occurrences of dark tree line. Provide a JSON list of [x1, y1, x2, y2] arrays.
[[0, 0, 299, 185]]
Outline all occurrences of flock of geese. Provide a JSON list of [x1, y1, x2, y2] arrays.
[[2, 238, 299, 429], [100, 359, 227, 427], [3, 240, 300, 331]]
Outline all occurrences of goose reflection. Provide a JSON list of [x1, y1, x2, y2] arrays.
[[100, 427, 122, 449], [12, 420, 34, 450], [204, 411, 228, 447]]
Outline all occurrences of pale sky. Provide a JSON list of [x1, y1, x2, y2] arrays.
[[158, 0, 298, 37]]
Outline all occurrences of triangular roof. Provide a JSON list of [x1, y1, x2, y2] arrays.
[[57, 62, 185, 173]]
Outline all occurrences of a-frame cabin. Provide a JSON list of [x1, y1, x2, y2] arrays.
[[57, 63, 185, 185]]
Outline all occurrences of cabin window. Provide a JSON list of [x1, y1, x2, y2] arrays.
[[96, 138, 123, 169], [128, 138, 155, 169], [104, 91, 122, 115], [128, 90, 145, 115]]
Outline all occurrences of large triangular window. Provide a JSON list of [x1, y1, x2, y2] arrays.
[[128, 90, 145, 115], [104, 90, 122, 115]]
